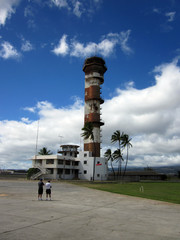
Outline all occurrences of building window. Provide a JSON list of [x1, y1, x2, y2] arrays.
[[84, 153, 87, 157], [74, 161, 79, 166], [58, 159, 64, 165], [47, 168, 53, 174], [97, 174, 100, 177], [66, 160, 70, 165], [35, 160, 42, 165], [58, 168, 63, 174], [70, 152, 72, 156], [84, 160, 87, 164], [46, 159, 54, 164], [65, 169, 70, 174], [97, 161, 100, 164], [84, 170, 87, 174]]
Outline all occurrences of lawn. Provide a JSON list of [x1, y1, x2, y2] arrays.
[[73, 182, 180, 204]]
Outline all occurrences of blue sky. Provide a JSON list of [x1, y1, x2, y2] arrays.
[[0, 0, 180, 169]]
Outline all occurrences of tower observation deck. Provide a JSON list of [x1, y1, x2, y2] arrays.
[[83, 56, 107, 157]]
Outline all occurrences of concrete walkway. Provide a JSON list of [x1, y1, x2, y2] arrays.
[[0, 180, 180, 240]]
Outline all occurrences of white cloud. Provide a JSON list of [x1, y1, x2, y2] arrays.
[[52, 31, 133, 58], [70, 41, 97, 57], [73, 1, 83, 17], [118, 30, 133, 55], [21, 118, 31, 124], [0, 99, 84, 169], [52, 34, 69, 56], [0, 0, 20, 26], [165, 11, 176, 22], [0, 41, 21, 59], [50, 0, 70, 9], [24, 5, 34, 18], [1, 59, 180, 169], [23, 107, 36, 113], [153, 8, 176, 31], [50, 0, 102, 18], [21, 38, 34, 52], [97, 39, 116, 57], [153, 8, 161, 14]]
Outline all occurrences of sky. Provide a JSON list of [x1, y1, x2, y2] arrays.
[[0, 0, 180, 170]]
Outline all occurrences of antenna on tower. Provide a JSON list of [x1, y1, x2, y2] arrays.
[[58, 134, 64, 145], [35, 120, 39, 156], [79, 135, 82, 151], [95, 44, 98, 56]]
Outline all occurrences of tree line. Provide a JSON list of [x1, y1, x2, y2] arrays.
[[104, 130, 132, 180], [81, 123, 132, 181]]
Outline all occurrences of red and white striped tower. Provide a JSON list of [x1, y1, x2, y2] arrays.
[[83, 56, 107, 157]]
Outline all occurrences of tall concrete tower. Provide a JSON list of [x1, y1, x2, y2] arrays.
[[83, 56, 107, 157]]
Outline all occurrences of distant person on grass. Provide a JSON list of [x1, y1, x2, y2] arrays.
[[38, 178, 44, 200], [45, 180, 52, 201]]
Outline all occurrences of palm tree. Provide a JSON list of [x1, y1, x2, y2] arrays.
[[104, 149, 115, 180], [121, 134, 132, 178], [38, 147, 53, 155], [81, 122, 96, 181], [81, 122, 94, 142], [111, 130, 124, 177], [113, 148, 124, 178]]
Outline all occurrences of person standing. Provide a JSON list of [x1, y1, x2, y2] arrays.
[[45, 180, 52, 200], [38, 178, 44, 200]]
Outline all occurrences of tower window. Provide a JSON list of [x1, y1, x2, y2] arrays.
[[84, 160, 87, 164], [84, 170, 87, 174]]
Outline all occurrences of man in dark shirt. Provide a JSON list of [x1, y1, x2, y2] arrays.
[[38, 179, 44, 200]]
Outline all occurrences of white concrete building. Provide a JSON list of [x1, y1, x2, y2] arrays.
[[31, 145, 108, 181]]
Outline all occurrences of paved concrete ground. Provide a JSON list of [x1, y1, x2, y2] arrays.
[[0, 180, 180, 240]]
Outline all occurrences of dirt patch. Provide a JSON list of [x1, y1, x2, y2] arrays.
[[0, 193, 9, 197]]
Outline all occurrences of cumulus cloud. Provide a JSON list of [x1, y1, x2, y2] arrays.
[[52, 31, 133, 58], [0, 99, 84, 169], [0, 0, 20, 26], [1, 59, 180, 169], [52, 34, 69, 56], [0, 41, 21, 59]]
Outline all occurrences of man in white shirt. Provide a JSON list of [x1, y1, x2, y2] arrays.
[[45, 181, 52, 200]]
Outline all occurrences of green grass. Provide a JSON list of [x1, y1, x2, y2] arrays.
[[72, 182, 180, 204]]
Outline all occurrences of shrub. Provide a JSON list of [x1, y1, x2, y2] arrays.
[[27, 168, 39, 179]]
